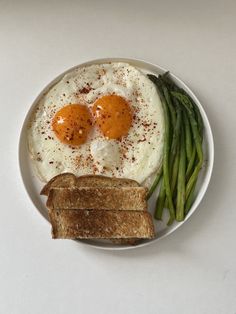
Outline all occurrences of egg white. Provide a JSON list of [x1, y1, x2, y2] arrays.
[[27, 62, 164, 186]]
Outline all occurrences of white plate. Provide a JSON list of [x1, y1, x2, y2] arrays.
[[19, 58, 214, 250]]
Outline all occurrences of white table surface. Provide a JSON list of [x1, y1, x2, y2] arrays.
[[1, 0, 236, 313]]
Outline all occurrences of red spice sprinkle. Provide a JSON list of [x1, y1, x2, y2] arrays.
[[79, 84, 92, 94], [137, 138, 146, 143], [142, 122, 151, 128]]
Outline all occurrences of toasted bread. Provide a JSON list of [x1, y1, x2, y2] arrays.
[[46, 187, 147, 211], [41, 173, 140, 196], [40, 173, 77, 196], [49, 209, 155, 239]]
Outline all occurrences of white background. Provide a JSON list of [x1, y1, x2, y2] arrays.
[[1, 0, 236, 313]]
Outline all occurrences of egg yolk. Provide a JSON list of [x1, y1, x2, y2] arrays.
[[92, 95, 132, 140], [52, 104, 92, 146]]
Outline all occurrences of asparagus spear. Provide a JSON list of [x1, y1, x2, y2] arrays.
[[186, 146, 196, 181], [155, 177, 166, 220], [147, 71, 204, 223], [185, 181, 197, 215], [169, 98, 181, 167], [148, 74, 175, 225], [165, 101, 182, 208], [161, 72, 177, 91], [161, 82, 176, 128], [193, 103, 204, 140], [176, 125, 186, 221], [180, 87, 204, 140], [160, 73, 199, 177], [171, 92, 203, 200], [147, 78, 176, 200], [147, 168, 162, 199], [147, 77, 174, 201], [161, 72, 204, 139], [183, 109, 192, 162], [171, 145, 180, 195]]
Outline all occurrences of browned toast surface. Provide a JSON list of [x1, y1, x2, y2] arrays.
[[42, 173, 155, 243], [40, 173, 77, 196], [41, 173, 140, 196], [46, 187, 147, 211], [49, 209, 155, 239]]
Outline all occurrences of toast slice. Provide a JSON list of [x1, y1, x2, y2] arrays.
[[40, 173, 76, 196], [46, 187, 147, 211], [41, 173, 140, 196], [49, 209, 155, 239]]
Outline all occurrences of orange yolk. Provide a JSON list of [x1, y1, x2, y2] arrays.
[[52, 104, 92, 146], [92, 95, 132, 140]]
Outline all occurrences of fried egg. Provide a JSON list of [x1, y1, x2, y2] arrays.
[[27, 62, 164, 186]]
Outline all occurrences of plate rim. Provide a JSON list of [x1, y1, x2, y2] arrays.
[[18, 57, 214, 250]]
